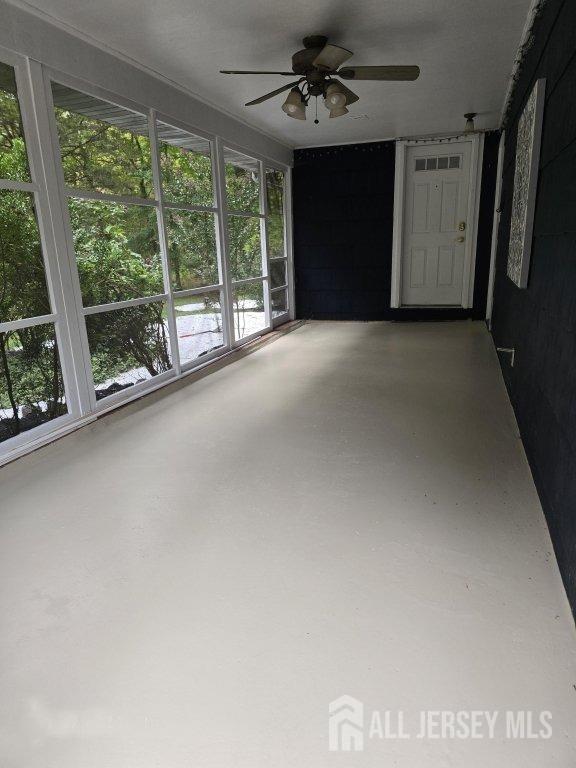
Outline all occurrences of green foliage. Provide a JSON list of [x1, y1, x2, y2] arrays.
[[86, 302, 171, 389], [68, 198, 163, 306], [55, 106, 153, 198], [0, 69, 30, 182], [160, 143, 213, 207], [0, 189, 51, 322], [0, 325, 66, 439], [166, 209, 218, 291], [0, 74, 286, 442]]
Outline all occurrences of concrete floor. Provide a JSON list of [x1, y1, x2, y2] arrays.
[[1, 321, 575, 767]]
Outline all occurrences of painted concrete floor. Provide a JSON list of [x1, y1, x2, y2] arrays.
[[1, 321, 575, 767]]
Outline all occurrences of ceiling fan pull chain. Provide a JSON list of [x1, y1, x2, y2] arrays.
[[314, 96, 319, 125]]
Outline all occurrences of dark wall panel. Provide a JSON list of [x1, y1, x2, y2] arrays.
[[491, 0, 576, 616], [293, 134, 499, 321]]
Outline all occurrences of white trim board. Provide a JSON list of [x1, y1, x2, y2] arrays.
[[0, 0, 292, 165], [486, 131, 506, 325], [390, 133, 485, 310]]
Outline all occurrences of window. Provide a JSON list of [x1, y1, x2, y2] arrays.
[[85, 302, 171, 400], [266, 168, 289, 323], [68, 199, 163, 306], [157, 120, 223, 367], [232, 281, 265, 341], [52, 83, 153, 198], [0, 60, 68, 445], [157, 120, 213, 208], [415, 155, 461, 172], [0, 60, 291, 463], [0, 63, 30, 182], [224, 148, 268, 341], [174, 292, 224, 364], [165, 209, 218, 291], [225, 148, 260, 213], [52, 83, 173, 399]]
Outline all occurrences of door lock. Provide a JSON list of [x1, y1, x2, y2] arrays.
[[458, 221, 466, 231], [455, 236, 465, 243]]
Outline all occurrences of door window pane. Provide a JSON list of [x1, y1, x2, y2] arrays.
[[85, 302, 171, 400], [68, 198, 163, 306], [157, 121, 213, 207], [52, 82, 153, 198], [175, 292, 224, 365], [269, 258, 287, 289], [228, 215, 262, 281], [224, 148, 260, 213], [271, 289, 288, 318], [0, 323, 67, 443], [232, 281, 265, 341], [166, 209, 218, 291], [0, 62, 30, 182], [0, 190, 51, 322]]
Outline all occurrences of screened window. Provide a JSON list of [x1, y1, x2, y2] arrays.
[[1, 61, 67, 444], [0, 189, 51, 321], [266, 168, 289, 323], [157, 120, 213, 208], [52, 83, 153, 198], [85, 303, 171, 400], [166, 209, 218, 291], [52, 82, 172, 400], [0, 62, 30, 182], [224, 148, 268, 341], [174, 292, 224, 365], [224, 147, 260, 213], [68, 199, 163, 306], [232, 281, 265, 341], [156, 120, 222, 367], [228, 215, 262, 281]]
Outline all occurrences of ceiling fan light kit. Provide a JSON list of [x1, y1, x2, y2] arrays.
[[324, 82, 348, 110], [282, 88, 307, 120], [221, 35, 420, 125], [464, 112, 478, 133]]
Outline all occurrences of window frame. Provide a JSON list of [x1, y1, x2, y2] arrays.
[[264, 166, 291, 327], [0, 56, 293, 465], [0, 47, 84, 455]]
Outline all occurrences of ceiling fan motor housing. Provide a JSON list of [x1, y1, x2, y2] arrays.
[[292, 35, 329, 75]]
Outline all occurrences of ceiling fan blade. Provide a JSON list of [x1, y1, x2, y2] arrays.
[[245, 80, 302, 106], [221, 70, 296, 75], [338, 65, 420, 81], [334, 80, 360, 105], [312, 44, 353, 71]]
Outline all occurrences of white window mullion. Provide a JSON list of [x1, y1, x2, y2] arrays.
[[260, 159, 272, 330], [149, 110, 181, 376], [284, 167, 295, 320], [213, 137, 235, 350], [25, 58, 97, 416], [33, 63, 98, 412]]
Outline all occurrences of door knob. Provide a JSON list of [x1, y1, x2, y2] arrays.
[[455, 236, 465, 243]]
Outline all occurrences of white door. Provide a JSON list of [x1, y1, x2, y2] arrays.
[[401, 142, 472, 306]]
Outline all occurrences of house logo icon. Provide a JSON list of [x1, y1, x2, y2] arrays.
[[328, 694, 364, 751]]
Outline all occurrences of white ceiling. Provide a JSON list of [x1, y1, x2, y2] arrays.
[[14, 0, 531, 148]]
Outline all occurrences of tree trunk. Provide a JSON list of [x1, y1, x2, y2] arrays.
[[0, 333, 20, 434]]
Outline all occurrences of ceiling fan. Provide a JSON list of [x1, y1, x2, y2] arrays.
[[221, 35, 420, 123]]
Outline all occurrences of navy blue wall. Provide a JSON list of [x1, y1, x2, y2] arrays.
[[491, 0, 576, 617], [293, 134, 499, 321]]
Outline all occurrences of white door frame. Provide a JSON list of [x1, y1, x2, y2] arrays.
[[391, 133, 485, 309], [486, 131, 505, 326]]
